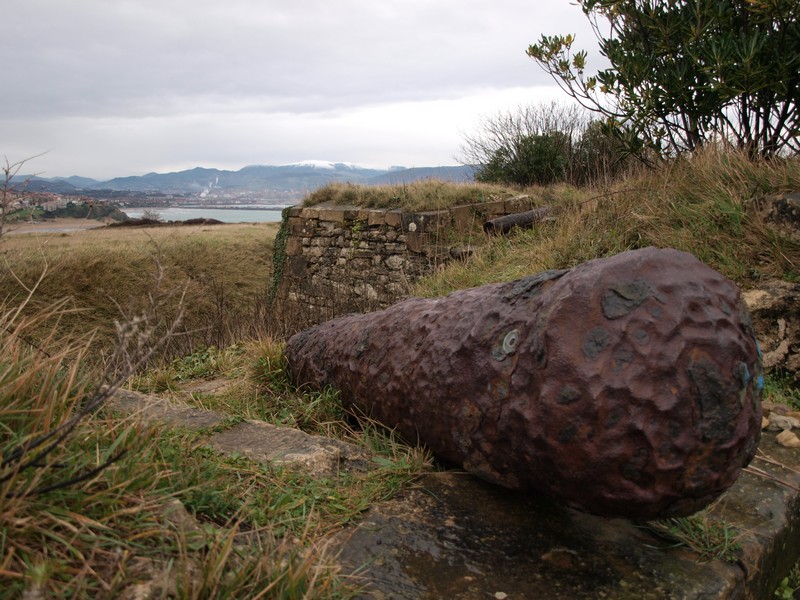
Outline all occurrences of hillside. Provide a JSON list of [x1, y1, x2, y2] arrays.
[[2, 149, 798, 597]]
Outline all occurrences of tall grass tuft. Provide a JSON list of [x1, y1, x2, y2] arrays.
[[0, 289, 354, 597]]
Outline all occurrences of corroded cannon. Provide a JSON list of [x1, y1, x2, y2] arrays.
[[286, 247, 763, 519]]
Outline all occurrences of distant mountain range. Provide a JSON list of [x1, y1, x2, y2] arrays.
[[19, 161, 474, 197]]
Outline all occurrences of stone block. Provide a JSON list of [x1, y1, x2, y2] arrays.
[[505, 195, 534, 214], [287, 217, 307, 235], [385, 254, 405, 270], [405, 232, 429, 254], [384, 210, 403, 228], [304, 246, 324, 258], [402, 210, 450, 233], [299, 207, 320, 219], [317, 205, 362, 224], [483, 199, 508, 216], [285, 237, 303, 256], [283, 205, 303, 218], [451, 204, 478, 230], [322, 210, 347, 224], [367, 209, 388, 227], [288, 256, 308, 277]]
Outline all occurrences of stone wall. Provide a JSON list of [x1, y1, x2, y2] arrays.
[[271, 197, 536, 329]]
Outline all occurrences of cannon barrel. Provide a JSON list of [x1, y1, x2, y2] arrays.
[[286, 247, 763, 519], [483, 206, 551, 234]]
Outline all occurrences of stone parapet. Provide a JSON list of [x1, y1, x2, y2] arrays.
[[271, 197, 535, 330]]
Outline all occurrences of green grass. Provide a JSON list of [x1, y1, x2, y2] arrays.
[[0, 295, 430, 597], [763, 372, 800, 410], [643, 510, 742, 563]]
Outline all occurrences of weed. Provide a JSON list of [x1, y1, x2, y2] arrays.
[[763, 372, 800, 410], [775, 560, 800, 598], [249, 337, 291, 393], [644, 510, 742, 562]]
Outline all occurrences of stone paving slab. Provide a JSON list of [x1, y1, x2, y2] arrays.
[[109, 389, 368, 476], [331, 432, 800, 600], [109, 389, 225, 430], [208, 420, 369, 476]]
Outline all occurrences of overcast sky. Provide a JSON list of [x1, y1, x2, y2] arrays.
[[1, 1, 600, 180]]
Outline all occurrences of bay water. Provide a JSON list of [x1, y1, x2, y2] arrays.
[[123, 206, 290, 223]]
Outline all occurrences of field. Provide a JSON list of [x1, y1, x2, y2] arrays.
[[1, 222, 279, 361]]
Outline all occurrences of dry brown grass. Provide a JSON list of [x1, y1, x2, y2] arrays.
[[415, 148, 800, 297], [303, 179, 523, 211], [0, 222, 279, 363]]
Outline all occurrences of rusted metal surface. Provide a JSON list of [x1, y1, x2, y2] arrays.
[[483, 206, 551, 234], [286, 247, 763, 519]]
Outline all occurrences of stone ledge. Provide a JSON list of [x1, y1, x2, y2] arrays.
[[331, 432, 800, 599], [208, 420, 368, 477]]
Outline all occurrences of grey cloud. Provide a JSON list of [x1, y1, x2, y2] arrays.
[[2, 0, 596, 119], [1, 1, 600, 177]]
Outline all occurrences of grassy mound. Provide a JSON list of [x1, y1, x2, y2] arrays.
[[415, 148, 799, 297]]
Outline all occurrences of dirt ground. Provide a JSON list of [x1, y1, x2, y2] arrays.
[[3, 217, 110, 236]]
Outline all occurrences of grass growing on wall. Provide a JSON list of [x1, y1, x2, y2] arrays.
[[304, 179, 522, 211]]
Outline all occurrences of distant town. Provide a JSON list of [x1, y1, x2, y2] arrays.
[[2, 188, 297, 222]]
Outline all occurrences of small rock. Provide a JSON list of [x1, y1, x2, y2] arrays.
[[449, 245, 475, 260], [762, 401, 791, 416], [767, 414, 800, 431], [762, 417, 771, 430], [540, 547, 578, 569], [162, 499, 207, 541], [776, 430, 800, 448]]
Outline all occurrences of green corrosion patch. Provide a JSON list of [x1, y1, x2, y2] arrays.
[[602, 279, 652, 319], [583, 327, 610, 359], [503, 270, 567, 303]]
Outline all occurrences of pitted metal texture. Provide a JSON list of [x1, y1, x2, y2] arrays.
[[286, 247, 763, 519]]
